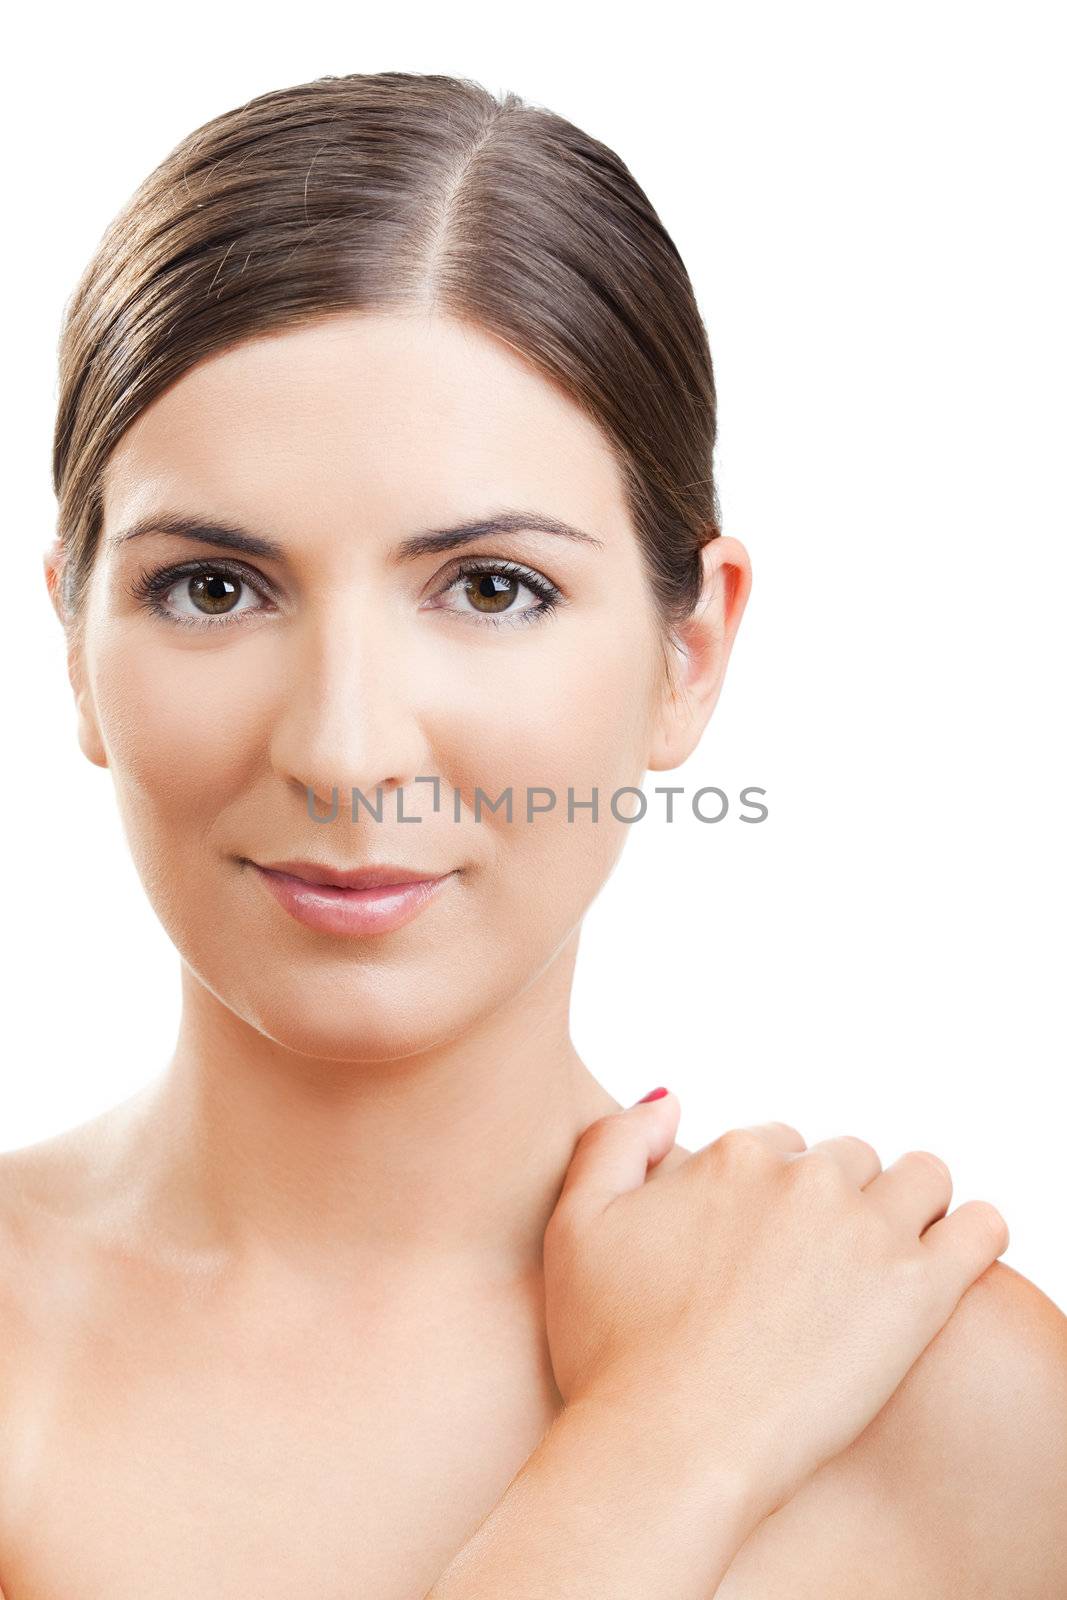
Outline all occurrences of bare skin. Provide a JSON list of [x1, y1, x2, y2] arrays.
[[1, 1114, 1064, 1598], [5, 310, 1064, 1596]]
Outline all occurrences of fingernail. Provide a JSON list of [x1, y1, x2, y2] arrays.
[[635, 1087, 669, 1104]]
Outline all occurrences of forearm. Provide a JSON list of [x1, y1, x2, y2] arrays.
[[423, 1393, 764, 1600]]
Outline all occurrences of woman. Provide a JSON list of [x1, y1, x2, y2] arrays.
[[1, 70, 1064, 1597]]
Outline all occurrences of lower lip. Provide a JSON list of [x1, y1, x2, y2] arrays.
[[249, 864, 456, 937]]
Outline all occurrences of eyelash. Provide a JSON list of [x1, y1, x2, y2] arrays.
[[127, 557, 565, 632]]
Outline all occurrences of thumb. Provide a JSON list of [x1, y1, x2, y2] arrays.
[[553, 1090, 682, 1230]]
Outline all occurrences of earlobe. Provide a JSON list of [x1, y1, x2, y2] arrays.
[[44, 541, 110, 770], [646, 535, 752, 773], [74, 687, 109, 770], [67, 642, 109, 770]]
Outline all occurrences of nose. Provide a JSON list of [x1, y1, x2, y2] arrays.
[[268, 599, 434, 817]]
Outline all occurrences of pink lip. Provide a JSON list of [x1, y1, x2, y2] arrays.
[[248, 862, 456, 937]]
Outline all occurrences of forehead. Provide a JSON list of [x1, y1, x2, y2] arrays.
[[102, 311, 632, 551]]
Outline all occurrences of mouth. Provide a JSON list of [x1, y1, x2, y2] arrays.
[[248, 858, 452, 891], [241, 858, 458, 938]]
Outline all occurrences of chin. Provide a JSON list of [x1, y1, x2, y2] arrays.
[[220, 971, 477, 1065]]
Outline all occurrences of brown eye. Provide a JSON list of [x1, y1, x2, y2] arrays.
[[187, 571, 243, 615], [465, 572, 521, 614], [429, 559, 563, 630], [131, 559, 272, 630]]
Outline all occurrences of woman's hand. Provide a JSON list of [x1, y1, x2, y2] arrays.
[[543, 1094, 1009, 1523]]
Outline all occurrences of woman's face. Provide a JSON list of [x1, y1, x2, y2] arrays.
[[63, 311, 710, 1060]]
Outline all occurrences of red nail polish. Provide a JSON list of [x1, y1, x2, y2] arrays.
[[637, 1087, 669, 1103]]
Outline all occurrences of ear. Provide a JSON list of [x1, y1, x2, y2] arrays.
[[43, 538, 109, 770], [647, 535, 751, 771]]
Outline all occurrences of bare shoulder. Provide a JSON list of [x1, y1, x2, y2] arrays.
[[857, 1258, 1067, 1595], [0, 1138, 67, 1371], [715, 1261, 1067, 1599], [661, 1141, 1067, 1594], [0, 1092, 150, 1233], [0, 1110, 127, 1337], [0, 1144, 39, 1320], [0, 1146, 42, 1596], [0, 1126, 91, 1255]]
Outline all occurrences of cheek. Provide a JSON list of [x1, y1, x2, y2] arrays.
[[92, 618, 656, 804], [450, 621, 659, 910], [79, 609, 662, 1059], [88, 607, 658, 921], [93, 639, 255, 802], [87, 631, 269, 938]]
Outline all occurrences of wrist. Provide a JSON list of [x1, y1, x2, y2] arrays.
[[426, 1386, 769, 1600], [563, 1385, 769, 1550]]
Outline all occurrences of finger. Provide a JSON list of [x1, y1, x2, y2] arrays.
[[799, 1134, 882, 1188], [554, 1092, 683, 1227], [863, 1150, 952, 1237], [920, 1200, 1009, 1302], [737, 1120, 807, 1153]]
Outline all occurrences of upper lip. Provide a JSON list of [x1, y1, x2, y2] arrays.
[[252, 859, 451, 890]]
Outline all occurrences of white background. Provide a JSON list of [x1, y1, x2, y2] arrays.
[[2, 2, 1063, 1311]]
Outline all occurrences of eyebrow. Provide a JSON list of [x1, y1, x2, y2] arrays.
[[107, 510, 604, 562]]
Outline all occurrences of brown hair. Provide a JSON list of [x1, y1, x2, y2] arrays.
[[52, 70, 722, 685]]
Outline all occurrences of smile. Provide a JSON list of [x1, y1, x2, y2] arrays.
[[248, 862, 457, 937]]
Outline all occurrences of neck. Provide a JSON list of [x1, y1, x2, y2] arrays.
[[120, 935, 622, 1295]]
